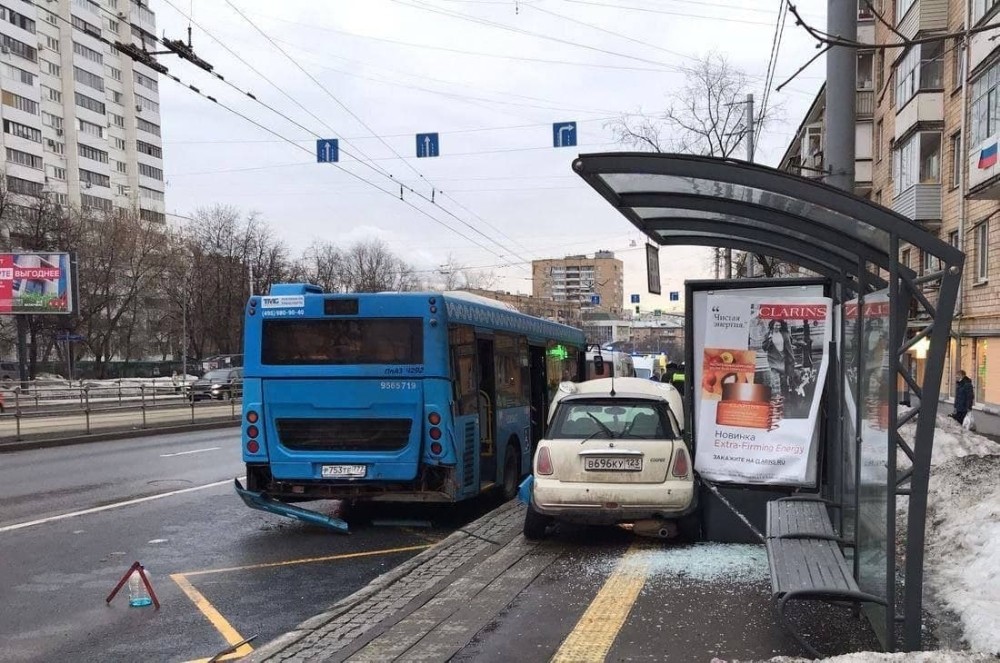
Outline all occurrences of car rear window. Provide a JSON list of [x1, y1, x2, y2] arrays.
[[548, 399, 677, 440]]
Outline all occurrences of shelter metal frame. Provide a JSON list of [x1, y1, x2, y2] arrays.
[[573, 153, 964, 651]]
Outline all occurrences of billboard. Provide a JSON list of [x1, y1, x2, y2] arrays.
[[693, 292, 833, 486], [0, 253, 74, 314]]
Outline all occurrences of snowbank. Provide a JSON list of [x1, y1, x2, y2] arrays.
[[898, 415, 1000, 655], [764, 651, 996, 662]]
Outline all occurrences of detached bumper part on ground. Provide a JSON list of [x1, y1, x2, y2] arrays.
[[233, 478, 349, 533]]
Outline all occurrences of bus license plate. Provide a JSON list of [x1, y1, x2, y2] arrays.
[[321, 464, 367, 478], [584, 457, 642, 472]]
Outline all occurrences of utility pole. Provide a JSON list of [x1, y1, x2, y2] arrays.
[[726, 94, 755, 278], [825, 0, 857, 191]]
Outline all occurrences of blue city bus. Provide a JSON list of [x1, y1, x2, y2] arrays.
[[236, 285, 585, 529]]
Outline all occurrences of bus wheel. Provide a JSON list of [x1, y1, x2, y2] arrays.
[[502, 442, 520, 501]]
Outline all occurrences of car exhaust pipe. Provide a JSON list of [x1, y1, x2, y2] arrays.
[[633, 519, 677, 539]]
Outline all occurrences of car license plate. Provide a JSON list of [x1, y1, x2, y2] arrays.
[[321, 464, 366, 478], [584, 456, 642, 471]]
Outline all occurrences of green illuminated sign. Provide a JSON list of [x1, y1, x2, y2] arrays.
[[547, 345, 569, 360]]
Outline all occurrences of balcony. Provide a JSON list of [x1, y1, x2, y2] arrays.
[[895, 0, 948, 41], [895, 92, 944, 140], [892, 184, 941, 226], [856, 90, 874, 118]]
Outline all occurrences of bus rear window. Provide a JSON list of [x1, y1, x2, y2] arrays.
[[261, 318, 423, 365]]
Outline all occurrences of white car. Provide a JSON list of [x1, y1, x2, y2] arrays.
[[525, 377, 697, 540]]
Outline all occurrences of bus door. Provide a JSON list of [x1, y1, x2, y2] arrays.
[[476, 337, 497, 485], [528, 345, 547, 449]]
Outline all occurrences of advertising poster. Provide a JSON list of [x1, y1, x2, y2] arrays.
[[694, 294, 833, 485], [0, 253, 73, 314]]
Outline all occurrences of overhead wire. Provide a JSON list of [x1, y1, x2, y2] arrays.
[[221, 0, 538, 265]]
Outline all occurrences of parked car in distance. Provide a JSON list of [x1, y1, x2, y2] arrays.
[[0, 362, 18, 387], [188, 368, 243, 401], [524, 377, 696, 541]]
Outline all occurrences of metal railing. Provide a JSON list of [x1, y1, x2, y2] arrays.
[[856, 89, 874, 117], [0, 380, 242, 442]]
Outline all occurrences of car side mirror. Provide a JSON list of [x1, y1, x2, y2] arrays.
[[593, 354, 605, 375]]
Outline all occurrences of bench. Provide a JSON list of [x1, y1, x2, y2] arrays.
[[765, 496, 886, 658]]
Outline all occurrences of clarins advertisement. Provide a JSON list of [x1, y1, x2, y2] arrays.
[[694, 294, 833, 486]]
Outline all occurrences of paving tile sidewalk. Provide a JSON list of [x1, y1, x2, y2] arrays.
[[246, 500, 532, 663]]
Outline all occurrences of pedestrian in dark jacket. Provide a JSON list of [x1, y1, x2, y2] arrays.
[[953, 370, 975, 424]]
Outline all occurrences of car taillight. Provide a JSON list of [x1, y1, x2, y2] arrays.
[[246, 410, 258, 424], [428, 412, 441, 425], [246, 440, 259, 453], [429, 427, 441, 440], [536, 447, 553, 475], [671, 447, 689, 478]]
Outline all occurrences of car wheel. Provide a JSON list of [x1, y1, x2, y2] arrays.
[[502, 443, 520, 501], [523, 503, 551, 540]]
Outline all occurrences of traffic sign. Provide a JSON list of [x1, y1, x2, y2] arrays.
[[590, 294, 600, 305], [56, 332, 84, 342], [630, 294, 640, 304], [316, 139, 339, 163], [553, 121, 577, 148], [669, 291, 680, 301], [416, 133, 439, 158]]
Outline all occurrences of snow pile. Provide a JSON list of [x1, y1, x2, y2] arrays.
[[897, 414, 1000, 655], [763, 651, 996, 662]]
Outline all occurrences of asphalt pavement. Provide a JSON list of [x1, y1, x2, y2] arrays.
[[0, 431, 488, 662]]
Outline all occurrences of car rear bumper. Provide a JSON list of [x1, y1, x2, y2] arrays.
[[532, 478, 695, 523]]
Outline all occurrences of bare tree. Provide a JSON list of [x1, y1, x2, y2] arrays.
[[341, 238, 415, 293], [608, 51, 789, 277], [299, 241, 346, 292]]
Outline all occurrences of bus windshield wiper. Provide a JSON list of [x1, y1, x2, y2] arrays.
[[585, 413, 614, 441]]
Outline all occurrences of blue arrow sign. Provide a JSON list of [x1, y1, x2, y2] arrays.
[[416, 133, 439, 158], [316, 139, 339, 163], [669, 291, 680, 301], [553, 121, 577, 148], [630, 294, 640, 304], [56, 332, 84, 342], [590, 294, 600, 305]]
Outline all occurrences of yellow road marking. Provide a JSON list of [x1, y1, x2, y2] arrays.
[[180, 543, 431, 577], [171, 573, 254, 660], [551, 544, 650, 663]]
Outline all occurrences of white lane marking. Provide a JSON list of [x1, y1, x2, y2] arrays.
[[148, 538, 168, 544], [160, 447, 221, 458], [0, 477, 243, 534]]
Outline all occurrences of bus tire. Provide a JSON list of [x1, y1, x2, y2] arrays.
[[502, 442, 520, 501]]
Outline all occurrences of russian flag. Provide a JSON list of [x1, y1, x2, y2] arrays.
[[979, 143, 998, 169]]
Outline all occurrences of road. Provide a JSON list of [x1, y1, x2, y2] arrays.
[[0, 431, 486, 662]]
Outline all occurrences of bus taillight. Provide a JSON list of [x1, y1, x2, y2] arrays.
[[429, 427, 441, 440], [247, 410, 259, 424], [428, 412, 441, 425], [247, 425, 259, 439], [430, 442, 443, 455], [247, 440, 260, 453]]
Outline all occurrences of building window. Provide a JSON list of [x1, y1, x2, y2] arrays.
[[79, 118, 103, 137], [73, 41, 104, 64], [6, 176, 44, 197], [973, 0, 1000, 24], [75, 92, 106, 115], [41, 112, 63, 130], [113, 137, 126, 150], [924, 249, 941, 274], [139, 185, 163, 202], [876, 120, 883, 162], [47, 164, 66, 180], [876, 49, 885, 91], [136, 140, 161, 158], [135, 93, 159, 114], [976, 221, 989, 281], [73, 0, 101, 14], [81, 193, 113, 211], [6, 148, 43, 170], [71, 15, 101, 38], [950, 230, 959, 248], [857, 52, 874, 90], [80, 169, 110, 188], [1, 34, 37, 63], [41, 59, 60, 77], [897, 0, 917, 21], [970, 60, 1000, 147], [134, 71, 158, 92], [108, 65, 121, 81], [893, 131, 941, 195], [45, 36, 59, 52], [43, 86, 62, 103], [45, 138, 64, 155], [140, 208, 165, 223], [111, 90, 123, 104], [116, 160, 127, 173], [137, 117, 160, 136], [78, 143, 109, 163], [138, 162, 163, 180], [43, 10, 58, 26], [106, 18, 119, 33], [74, 66, 105, 92], [951, 132, 962, 188], [975, 338, 987, 402], [117, 184, 129, 196], [2, 62, 34, 85], [1, 5, 37, 33], [110, 113, 125, 127], [2, 90, 38, 115], [875, 190, 882, 205], [953, 38, 965, 89], [895, 42, 945, 107], [3, 118, 41, 143], [901, 248, 911, 269]]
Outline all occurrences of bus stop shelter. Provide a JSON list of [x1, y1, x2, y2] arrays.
[[572, 152, 964, 653]]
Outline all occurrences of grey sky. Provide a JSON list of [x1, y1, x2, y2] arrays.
[[156, 0, 826, 308]]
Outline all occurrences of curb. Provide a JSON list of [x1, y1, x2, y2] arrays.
[[245, 499, 524, 662], [0, 420, 239, 453]]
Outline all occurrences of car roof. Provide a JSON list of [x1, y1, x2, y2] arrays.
[[558, 377, 674, 399]]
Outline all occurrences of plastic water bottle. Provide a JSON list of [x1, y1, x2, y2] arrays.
[[128, 571, 153, 608]]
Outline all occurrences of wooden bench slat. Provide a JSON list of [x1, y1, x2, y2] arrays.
[[766, 537, 858, 595], [766, 500, 837, 539]]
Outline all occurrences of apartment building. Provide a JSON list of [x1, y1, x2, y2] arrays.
[[532, 250, 624, 316], [0, 0, 165, 222]]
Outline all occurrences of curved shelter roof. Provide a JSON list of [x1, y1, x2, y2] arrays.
[[572, 153, 963, 285]]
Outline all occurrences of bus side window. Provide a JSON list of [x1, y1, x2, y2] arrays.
[[450, 326, 478, 415]]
